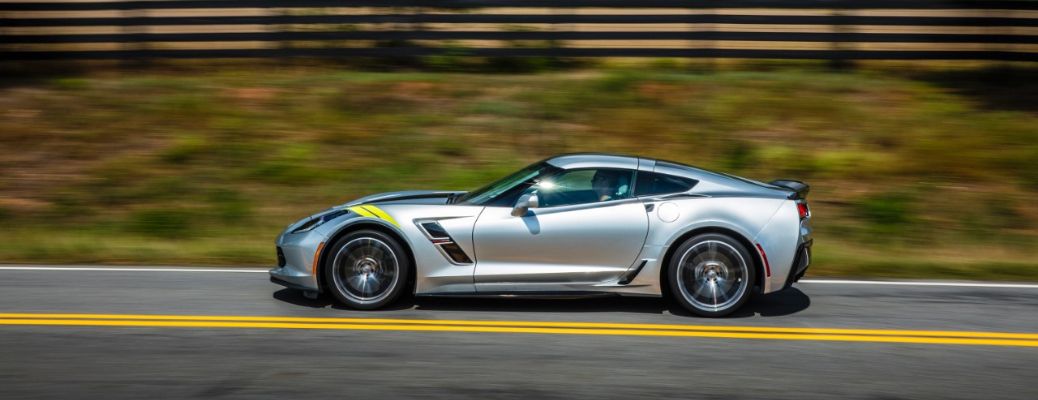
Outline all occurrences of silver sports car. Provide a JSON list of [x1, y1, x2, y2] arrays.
[[270, 153, 812, 317]]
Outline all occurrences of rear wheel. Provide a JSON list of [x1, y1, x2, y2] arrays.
[[668, 233, 755, 317], [322, 229, 410, 310]]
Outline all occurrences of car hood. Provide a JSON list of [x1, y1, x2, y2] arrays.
[[342, 190, 466, 206]]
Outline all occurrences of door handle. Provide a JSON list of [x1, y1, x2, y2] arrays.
[[644, 204, 655, 212]]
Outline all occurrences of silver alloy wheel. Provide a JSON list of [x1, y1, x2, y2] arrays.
[[331, 237, 400, 305], [675, 240, 749, 313]]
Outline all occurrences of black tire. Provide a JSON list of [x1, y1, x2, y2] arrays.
[[667, 233, 756, 317], [322, 229, 411, 310]]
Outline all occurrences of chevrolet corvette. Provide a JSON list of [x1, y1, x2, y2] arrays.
[[270, 153, 811, 317]]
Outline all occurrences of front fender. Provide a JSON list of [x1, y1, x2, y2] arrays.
[[315, 211, 406, 240]]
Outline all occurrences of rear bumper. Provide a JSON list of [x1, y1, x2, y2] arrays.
[[782, 239, 812, 290]]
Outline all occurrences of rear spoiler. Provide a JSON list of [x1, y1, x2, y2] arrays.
[[769, 179, 810, 199]]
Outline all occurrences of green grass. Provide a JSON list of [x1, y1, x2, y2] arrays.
[[1, 64, 1036, 280]]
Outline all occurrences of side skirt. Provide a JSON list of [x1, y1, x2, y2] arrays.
[[417, 291, 663, 299], [417, 291, 621, 300]]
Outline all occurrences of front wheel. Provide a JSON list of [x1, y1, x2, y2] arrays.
[[323, 229, 411, 310], [668, 233, 755, 317]]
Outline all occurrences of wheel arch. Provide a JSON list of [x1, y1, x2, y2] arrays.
[[658, 226, 765, 297], [317, 220, 418, 295]]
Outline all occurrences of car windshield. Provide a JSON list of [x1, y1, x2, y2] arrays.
[[456, 162, 559, 205]]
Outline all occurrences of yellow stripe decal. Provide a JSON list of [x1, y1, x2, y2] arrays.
[[348, 206, 376, 218], [1, 313, 1037, 347], [360, 205, 400, 227]]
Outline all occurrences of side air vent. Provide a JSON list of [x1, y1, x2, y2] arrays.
[[440, 242, 474, 264], [618, 260, 647, 285], [415, 220, 474, 265], [420, 222, 450, 239]]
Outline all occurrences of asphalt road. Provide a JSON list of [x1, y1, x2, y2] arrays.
[[0, 265, 1036, 399]]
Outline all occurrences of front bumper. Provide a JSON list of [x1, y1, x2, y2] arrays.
[[269, 264, 319, 292], [268, 228, 327, 293]]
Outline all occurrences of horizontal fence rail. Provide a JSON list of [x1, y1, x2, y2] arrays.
[[2, 0, 1037, 62], [2, 1, 1037, 11]]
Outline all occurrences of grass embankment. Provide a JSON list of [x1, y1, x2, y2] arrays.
[[1, 64, 1035, 280]]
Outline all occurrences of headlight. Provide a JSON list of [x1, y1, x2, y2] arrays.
[[291, 209, 349, 234]]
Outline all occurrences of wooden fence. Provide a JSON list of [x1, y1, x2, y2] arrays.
[[2, 0, 1037, 61]]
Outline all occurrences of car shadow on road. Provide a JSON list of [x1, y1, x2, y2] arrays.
[[273, 287, 810, 318], [272, 289, 333, 308], [727, 287, 812, 318]]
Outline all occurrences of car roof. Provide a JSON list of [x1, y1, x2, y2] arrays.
[[544, 153, 789, 198], [544, 152, 734, 179], [544, 153, 641, 170]]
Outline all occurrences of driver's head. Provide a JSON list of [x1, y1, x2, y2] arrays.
[[592, 170, 623, 200]]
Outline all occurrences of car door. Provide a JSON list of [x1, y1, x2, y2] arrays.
[[471, 168, 649, 292]]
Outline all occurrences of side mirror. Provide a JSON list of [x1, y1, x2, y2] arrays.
[[511, 193, 539, 217]]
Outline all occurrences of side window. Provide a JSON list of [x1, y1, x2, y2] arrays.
[[534, 168, 634, 207], [634, 171, 697, 196]]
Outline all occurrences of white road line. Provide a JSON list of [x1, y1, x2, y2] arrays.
[[799, 279, 1038, 289], [1, 266, 1035, 288], [0, 266, 268, 273]]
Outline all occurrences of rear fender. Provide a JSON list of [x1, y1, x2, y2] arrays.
[[622, 196, 784, 295]]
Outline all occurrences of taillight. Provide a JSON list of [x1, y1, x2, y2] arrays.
[[796, 202, 809, 220]]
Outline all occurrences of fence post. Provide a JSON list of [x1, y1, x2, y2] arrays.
[[274, 6, 292, 65], [704, 6, 717, 71], [412, 4, 423, 67], [0, 8, 7, 66], [829, 1, 854, 69], [121, 0, 149, 69]]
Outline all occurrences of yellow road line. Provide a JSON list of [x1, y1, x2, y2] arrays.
[[0, 318, 1036, 347], [1, 313, 1037, 340], [1, 313, 1037, 347]]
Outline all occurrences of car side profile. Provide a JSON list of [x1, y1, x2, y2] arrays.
[[270, 153, 812, 317]]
